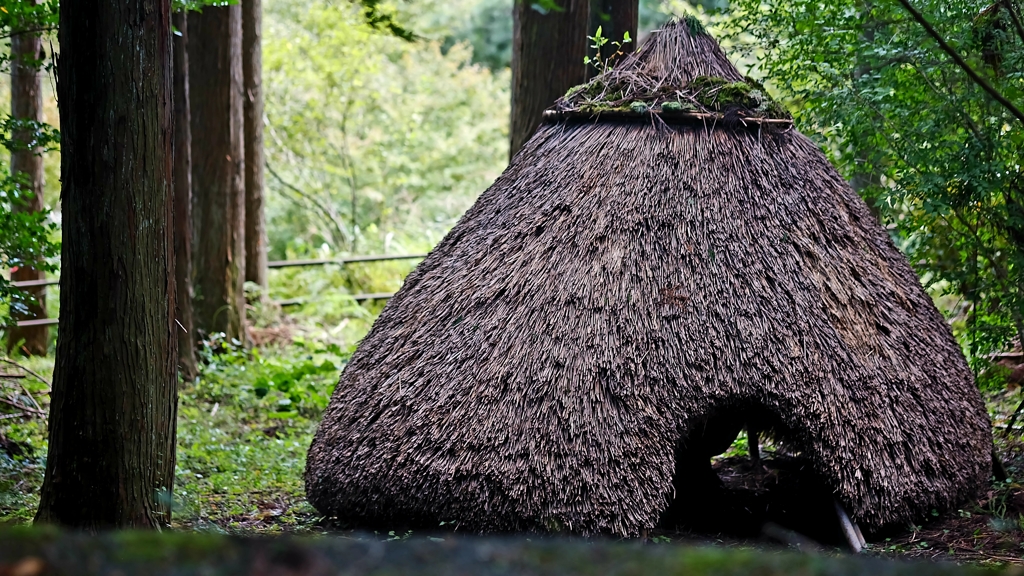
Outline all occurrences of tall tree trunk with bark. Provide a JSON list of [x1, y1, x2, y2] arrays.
[[173, 11, 197, 380], [510, 0, 591, 158], [188, 6, 247, 342], [587, 0, 638, 77], [7, 3, 47, 356], [243, 0, 267, 290], [35, 0, 177, 529]]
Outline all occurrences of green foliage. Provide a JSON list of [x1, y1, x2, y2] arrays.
[[0, 0, 61, 330], [728, 0, 1024, 364], [0, 180, 58, 326], [681, 13, 707, 35], [250, 355, 338, 415], [0, 0, 56, 29], [560, 70, 787, 120], [175, 335, 350, 531], [358, 0, 417, 41], [0, 1, 61, 332], [0, 418, 46, 524], [0, 0, 57, 63], [977, 362, 1013, 392], [261, 262, 402, 333], [174, 412, 319, 532], [442, 0, 515, 70], [172, 0, 238, 12], [263, 0, 509, 258], [193, 333, 348, 416], [1, 269, 373, 530], [0, 117, 58, 154]]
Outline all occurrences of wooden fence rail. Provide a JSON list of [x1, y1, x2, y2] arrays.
[[9, 253, 426, 328], [267, 253, 428, 268]]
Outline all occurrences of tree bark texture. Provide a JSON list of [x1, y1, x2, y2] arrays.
[[510, 0, 591, 159], [242, 0, 267, 289], [587, 0, 638, 77], [36, 0, 178, 529], [173, 11, 197, 380], [7, 6, 48, 356], [188, 6, 247, 342]]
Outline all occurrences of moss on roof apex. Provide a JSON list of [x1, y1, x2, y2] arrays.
[[555, 75, 791, 121], [681, 14, 708, 36]]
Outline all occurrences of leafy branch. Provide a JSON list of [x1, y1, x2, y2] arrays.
[[357, 0, 416, 41], [895, 0, 1024, 125]]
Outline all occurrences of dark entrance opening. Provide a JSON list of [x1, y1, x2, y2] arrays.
[[658, 405, 857, 549]]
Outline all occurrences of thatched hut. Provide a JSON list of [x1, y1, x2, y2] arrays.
[[306, 20, 992, 537]]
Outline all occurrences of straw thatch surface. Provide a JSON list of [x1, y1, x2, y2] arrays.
[[306, 20, 992, 537]]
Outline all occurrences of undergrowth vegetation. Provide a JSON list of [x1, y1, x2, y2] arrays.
[[172, 334, 347, 533], [0, 309, 353, 533]]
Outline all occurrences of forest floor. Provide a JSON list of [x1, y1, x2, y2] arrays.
[[4, 328, 1024, 569]]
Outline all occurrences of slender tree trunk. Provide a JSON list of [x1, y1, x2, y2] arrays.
[[510, 0, 591, 158], [587, 0, 638, 77], [188, 6, 247, 342], [243, 0, 267, 290], [36, 0, 177, 529], [173, 11, 197, 380], [7, 4, 47, 356]]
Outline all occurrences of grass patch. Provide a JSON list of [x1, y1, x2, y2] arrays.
[[172, 336, 349, 534]]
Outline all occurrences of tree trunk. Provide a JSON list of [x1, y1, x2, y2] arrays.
[[188, 6, 247, 342], [173, 11, 197, 380], [243, 0, 267, 290], [35, 0, 177, 529], [7, 4, 47, 356], [510, 0, 591, 158], [587, 0, 638, 77]]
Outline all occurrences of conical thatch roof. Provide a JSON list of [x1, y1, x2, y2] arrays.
[[306, 20, 992, 537]]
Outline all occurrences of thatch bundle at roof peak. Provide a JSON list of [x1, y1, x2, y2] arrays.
[[551, 18, 790, 123], [306, 21, 991, 537]]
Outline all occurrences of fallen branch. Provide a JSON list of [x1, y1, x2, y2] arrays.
[[1003, 396, 1024, 437], [0, 396, 44, 417], [0, 357, 52, 393]]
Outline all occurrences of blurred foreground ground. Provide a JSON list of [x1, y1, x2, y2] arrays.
[[0, 527, 1008, 576]]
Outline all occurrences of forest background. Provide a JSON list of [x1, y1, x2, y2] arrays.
[[2, 0, 1023, 550]]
